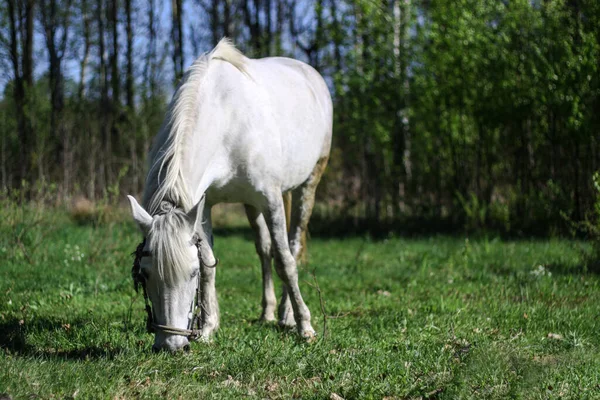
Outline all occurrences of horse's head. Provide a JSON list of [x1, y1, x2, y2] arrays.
[[127, 195, 216, 352]]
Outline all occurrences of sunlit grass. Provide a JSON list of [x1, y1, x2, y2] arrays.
[[1, 206, 599, 399]]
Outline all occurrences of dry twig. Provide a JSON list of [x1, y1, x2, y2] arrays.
[[307, 267, 328, 339]]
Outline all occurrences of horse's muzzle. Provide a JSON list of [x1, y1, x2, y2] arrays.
[[153, 334, 190, 352]]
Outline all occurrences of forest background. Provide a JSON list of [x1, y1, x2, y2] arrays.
[[1, 0, 599, 236]]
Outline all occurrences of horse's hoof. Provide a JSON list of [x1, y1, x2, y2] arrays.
[[300, 328, 317, 342], [278, 310, 296, 328], [198, 334, 213, 343], [259, 313, 276, 323], [278, 319, 297, 329], [199, 327, 217, 343]]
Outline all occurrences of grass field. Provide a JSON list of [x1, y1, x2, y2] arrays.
[[1, 204, 600, 399]]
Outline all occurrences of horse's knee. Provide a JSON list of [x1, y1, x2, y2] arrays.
[[289, 238, 300, 259], [260, 239, 272, 258], [252, 226, 272, 257], [274, 251, 296, 278]]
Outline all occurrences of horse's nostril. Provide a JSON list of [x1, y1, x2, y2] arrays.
[[183, 344, 190, 352], [152, 344, 160, 353]]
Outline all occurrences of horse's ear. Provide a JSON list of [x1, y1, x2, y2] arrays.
[[127, 195, 152, 234], [187, 195, 217, 266]]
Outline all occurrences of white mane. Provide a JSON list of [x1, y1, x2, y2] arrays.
[[147, 205, 193, 285], [143, 38, 249, 214]]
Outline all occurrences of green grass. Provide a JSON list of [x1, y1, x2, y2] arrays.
[[1, 205, 600, 399]]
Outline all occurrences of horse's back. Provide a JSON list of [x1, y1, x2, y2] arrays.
[[247, 57, 332, 190]]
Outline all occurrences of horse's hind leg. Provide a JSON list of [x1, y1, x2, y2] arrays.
[[245, 205, 277, 322], [277, 192, 295, 327], [277, 156, 329, 329], [289, 155, 329, 263], [277, 282, 295, 328], [264, 191, 316, 338]]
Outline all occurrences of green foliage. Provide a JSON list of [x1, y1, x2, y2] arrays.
[[578, 172, 600, 269], [1, 208, 600, 398], [1, 0, 600, 235], [321, 0, 600, 234], [560, 171, 600, 271], [105, 165, 130, 204], [456, 191, 487, 232]]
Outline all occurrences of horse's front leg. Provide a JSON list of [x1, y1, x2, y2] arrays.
[[199, 207, 219, 340], [265, 192, 315, 338], [245, 205, 277, 322], [200, 265, 219, 340]]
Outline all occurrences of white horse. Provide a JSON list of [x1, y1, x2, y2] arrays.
[[127, 39, 332, 352]]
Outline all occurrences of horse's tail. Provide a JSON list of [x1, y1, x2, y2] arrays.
[[283, 191, 292, 233], [282, 191, 307, 264]]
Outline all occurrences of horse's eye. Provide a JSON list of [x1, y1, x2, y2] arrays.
[[191, 268, 199, 279]]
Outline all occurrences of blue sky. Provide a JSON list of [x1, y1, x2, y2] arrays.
[[1, 0, 320, 98]]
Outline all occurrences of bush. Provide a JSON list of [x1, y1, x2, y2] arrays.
[[564, 171, 600, 271], [587, 172, 600, 268]]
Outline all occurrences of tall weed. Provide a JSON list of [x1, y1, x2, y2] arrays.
[[563, 171, 600, 271]]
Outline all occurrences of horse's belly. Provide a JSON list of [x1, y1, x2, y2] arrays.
[[280, 138, 326, 191], [205, 177, 263, 205]]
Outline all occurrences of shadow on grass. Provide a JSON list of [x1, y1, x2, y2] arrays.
[[214, 214, 522, 241], [212, 216, 460, 241], [309, 214, 462, 239], [213, 225, 254, 240], [244, 319, 331, 345], [214, 211, 591, 243], [547, 259, 600, 276], [0, 317, 125, 360], [246, 318, 298, 335]]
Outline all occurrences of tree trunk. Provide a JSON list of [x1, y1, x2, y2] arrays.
[[7, 0, 24, 187], [24, 0, 35, 186], [125, 0, 137, 193], [266, 0, 272, 54], [110, 0, 119, 107], [97, 0, 109, 193], [125, 0, 134, 110], [171, 0, 184, 83], [7, 0, 35, 190], [243, 0, 262, 55], [1, 111, 7, 191], [77, 0, 91, 198], [314, 0, 323, 70], [79, 0, 91, 100], [211, 0, 219, 46], [223, 0, 233, 39], [145, 0, 157, 98], [274, 0, 283, 53], [40, 0, 72, 197], [329, 0, 341, 71], [109, 0, 120, 184]]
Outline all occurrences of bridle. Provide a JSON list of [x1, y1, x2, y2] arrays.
[[131, 234, 218, 341]]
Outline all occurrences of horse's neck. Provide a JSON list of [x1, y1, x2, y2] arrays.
[[143, 133, 218, 212], [145, 65, 238, 211], [179, 110, 228, 206]]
